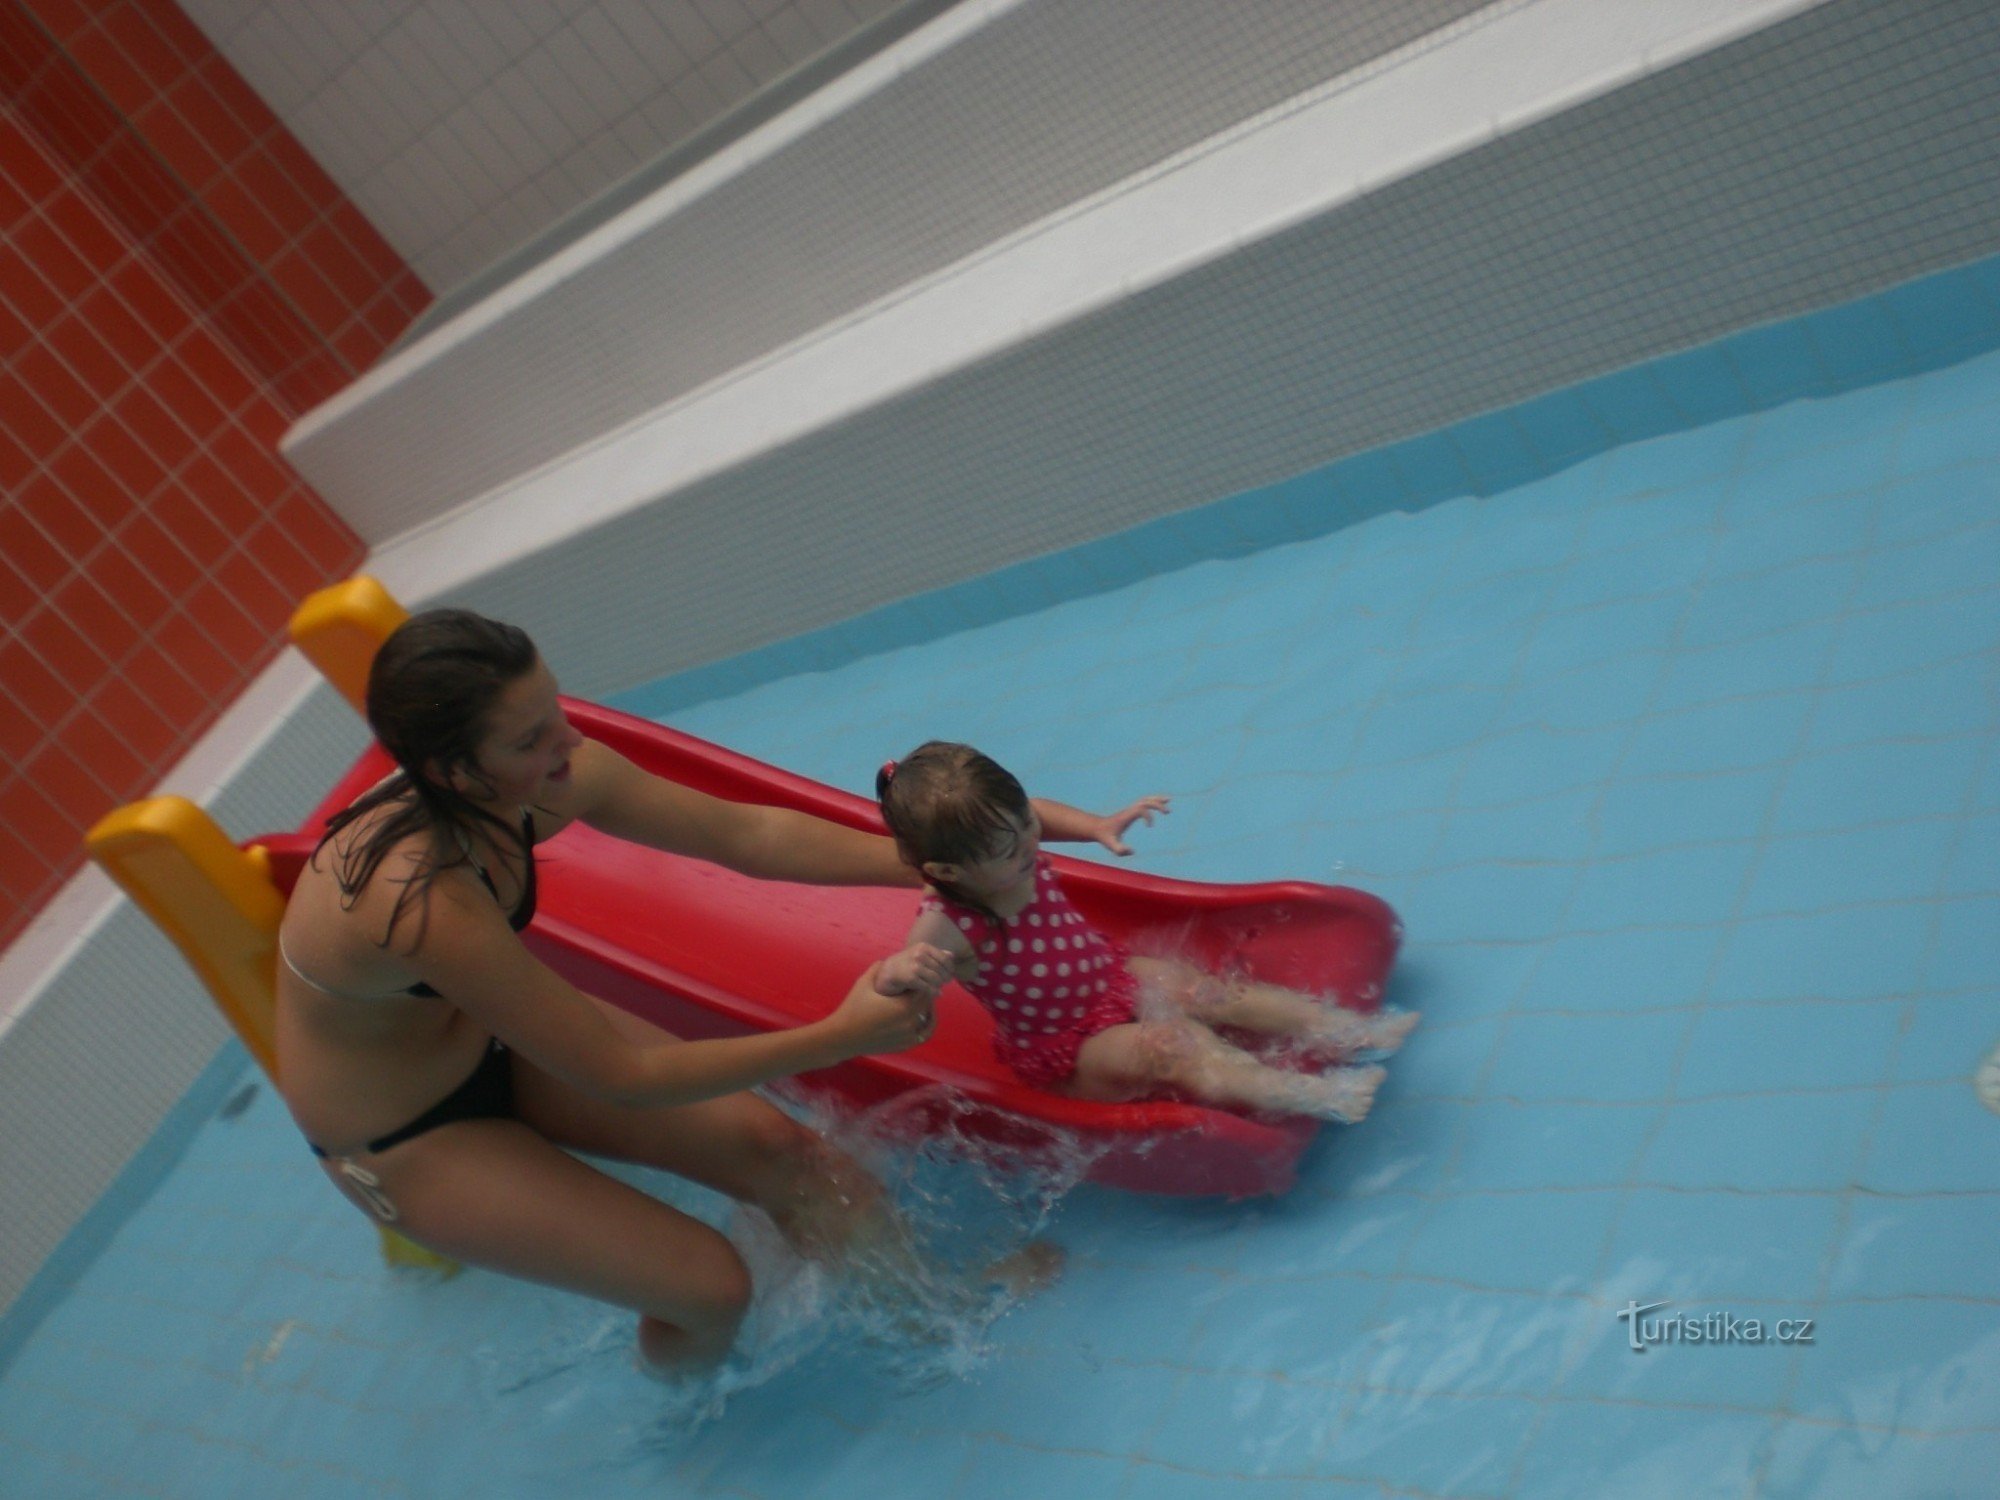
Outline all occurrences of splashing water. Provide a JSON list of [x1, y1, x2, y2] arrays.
[[467, 1085, 1110, 1458], [463, 927, 1402, 1453]]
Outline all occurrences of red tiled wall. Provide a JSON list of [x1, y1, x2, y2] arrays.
[[1, 0, 433, 951]]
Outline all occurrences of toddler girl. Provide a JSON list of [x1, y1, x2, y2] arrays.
[[876, 742, 1415, 1122]]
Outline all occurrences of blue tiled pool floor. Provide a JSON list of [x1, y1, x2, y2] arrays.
[[3, 336, 1997, 1496]]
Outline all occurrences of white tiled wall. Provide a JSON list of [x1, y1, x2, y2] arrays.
[[282, 0, 1508, 540], [343, 0, 2000, 703], [305, 0, 2000, 704], [178, 0, 912, 292]]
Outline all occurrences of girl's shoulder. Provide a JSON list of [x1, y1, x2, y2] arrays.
[[317, 792, 442, 880]]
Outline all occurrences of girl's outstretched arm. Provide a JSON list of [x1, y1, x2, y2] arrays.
[[566, 738, 920, 886], [1031, 795, 1171, 857], [410, 869, 951, 1107]]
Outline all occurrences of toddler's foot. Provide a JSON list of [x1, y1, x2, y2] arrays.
[[1294, 1064, 1385, 1124], [1310, 1007, 1420, 1058], [1356, 1008, 1420, 1054]]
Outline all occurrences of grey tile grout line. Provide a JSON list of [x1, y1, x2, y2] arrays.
[[2, 376, 329, 659], [985, 1339, 2000, 1443], [1670, 389, 1895, 1498], [871, 1329, 2000, 1499], [0, 101, 390, 423], [1416, 1004, 1992, 1040], [1744, 617, 2000, 1491], [0, 1366, 411, 1495], [615, 346, 1999, 728], [1380, 1078, 1975, 1110], [1048, 710, 2000, 833], [0, 1427, 177, 1500], [1307, 821, 1991, 890], [1387, 908, 1995, 957], [7, 24, 394, 389], [1117, 1285, 1223, 1494], [1307, 473, 1592, 1479], [1054, 1254, 2000, 1303], [802, 560, 2000, 781], [1487, 406, 1764, 1496], [0, 247, 350, 808]]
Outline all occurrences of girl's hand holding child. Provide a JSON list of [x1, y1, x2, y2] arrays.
[[832, 942, 953, 1054]]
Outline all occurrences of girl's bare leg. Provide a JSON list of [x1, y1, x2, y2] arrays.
[[1128, 956, 1419, 1054], [522, 997, 928, 1250], [513, 1011, 1060, 1318], [1067, 1018, 1385, 1123], [320, 1120, 753, 1378]]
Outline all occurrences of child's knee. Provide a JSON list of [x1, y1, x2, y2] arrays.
[[1133, 1020, 1206, 1084], [683, 1239, 755, 1329], [743, 1106, 818, 1169], [1136, 958, 1212, 1010], [756, 1121, 886, 1251], [736, 1107, 837, 1211]]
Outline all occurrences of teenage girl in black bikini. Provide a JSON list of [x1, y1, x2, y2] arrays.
[[274, 609, 964, 1375]]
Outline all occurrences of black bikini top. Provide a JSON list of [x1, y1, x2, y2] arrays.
[[405, 809, 538, 997]]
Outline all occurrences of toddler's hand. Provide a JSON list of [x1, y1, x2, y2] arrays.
[[833, 954, 944, 1055], [1093, 795, 1171, 856], [875, 942, 954, 1003]]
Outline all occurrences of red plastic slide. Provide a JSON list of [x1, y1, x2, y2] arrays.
[[255, 699, 1402, 1198]]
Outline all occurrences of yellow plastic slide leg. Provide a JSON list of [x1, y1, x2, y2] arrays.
[[87, 797, 285, 1077], [86, 795, 458, 1278]]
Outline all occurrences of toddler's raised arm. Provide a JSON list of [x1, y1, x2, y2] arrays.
[[1031, 795, 1171, 857]]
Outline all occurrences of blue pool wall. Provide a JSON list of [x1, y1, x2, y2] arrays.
[[0, 1045, 251, 1384], [623, 250, 2000, 722]]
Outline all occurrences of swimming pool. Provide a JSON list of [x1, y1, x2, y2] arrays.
[[1, 254, 1995, 1495]]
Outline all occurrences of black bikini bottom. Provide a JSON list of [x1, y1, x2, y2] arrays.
[[309, 1039, 514, 1158]]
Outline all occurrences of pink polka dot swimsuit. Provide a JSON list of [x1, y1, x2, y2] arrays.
[[921, 855, 1140, 1086]]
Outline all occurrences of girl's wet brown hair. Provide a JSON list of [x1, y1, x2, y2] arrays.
[[876, 740, 1030, 916], [319, 608, 539, 946]]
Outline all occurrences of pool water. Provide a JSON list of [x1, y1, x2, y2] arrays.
[[1, 306, 1996, 1497]]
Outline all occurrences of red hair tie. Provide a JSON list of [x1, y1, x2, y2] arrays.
[[875, 759, 898, 798]]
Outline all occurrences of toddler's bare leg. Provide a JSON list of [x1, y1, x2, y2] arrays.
[[1128, 957, 1418, 1054], [1071, 1019, 1384, 1123]]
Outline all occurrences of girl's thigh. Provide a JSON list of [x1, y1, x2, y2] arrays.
[[1064, 1019, 1196, 1101], [329, 1119, 748, 1325], [510, 1053, 822, 1206], [1066, 1015, 1261, 1101]]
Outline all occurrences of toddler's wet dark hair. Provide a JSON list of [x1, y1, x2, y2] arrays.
[[876, 740, 1030, 871]]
